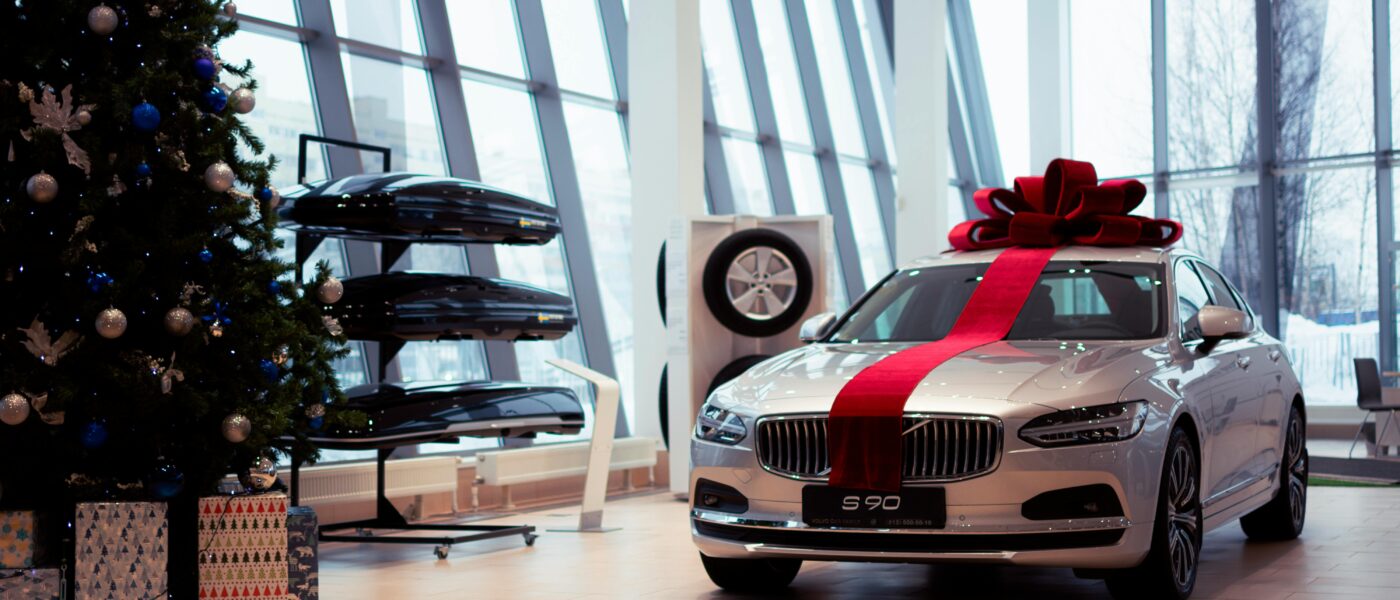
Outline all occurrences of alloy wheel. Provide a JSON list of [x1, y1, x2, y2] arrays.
[[725, 246, 799, 321], [1165, 441, 1200, 591], [1285, 413, 1307, 529]]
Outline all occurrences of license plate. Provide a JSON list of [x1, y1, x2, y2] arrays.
[[802, 486, 946, 529]]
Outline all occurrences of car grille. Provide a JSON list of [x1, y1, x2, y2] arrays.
[[756, 416, 1001, 481]]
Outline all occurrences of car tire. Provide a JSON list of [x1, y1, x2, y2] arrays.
[[1105, 426, 1201, 600], [699, 552, 801, 592], [702, 228, 813, 337], [706, 355, 771, 399], [657, 242, 667, 325], [658, 365, 669, 448], [1240, 404, 1308, 541]]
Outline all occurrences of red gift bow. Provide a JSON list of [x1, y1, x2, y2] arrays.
[[826, 159, 1181, 493], [947, 158, 1182, 250]]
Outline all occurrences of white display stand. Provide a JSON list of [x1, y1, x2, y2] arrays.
[[545, 358, 622, 533], [665, 215, 838, 493]]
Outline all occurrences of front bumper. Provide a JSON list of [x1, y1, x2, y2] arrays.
[[690, 427, 1164, 568]]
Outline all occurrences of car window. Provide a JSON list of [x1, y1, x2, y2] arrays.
[[1175, 261, 1212, 343], [1193, 262, 1247, 314], [828, 261, 1166, 343]]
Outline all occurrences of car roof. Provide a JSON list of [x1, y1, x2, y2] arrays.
[[898, 245, 1202, 271]]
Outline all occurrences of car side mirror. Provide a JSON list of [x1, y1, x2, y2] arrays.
[[798, 312, 837, 343], [1198, 305, 1251, 344]]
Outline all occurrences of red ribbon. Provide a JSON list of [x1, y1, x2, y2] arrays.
[[826, 159, 1182, 492]]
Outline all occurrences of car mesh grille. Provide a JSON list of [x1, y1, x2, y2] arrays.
[[756, 416, 1000, 481]]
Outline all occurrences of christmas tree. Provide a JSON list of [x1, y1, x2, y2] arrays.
[[0, 0, 352, 586]]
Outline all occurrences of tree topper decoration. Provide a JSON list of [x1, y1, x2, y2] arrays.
[[21, 84, 96, 174]]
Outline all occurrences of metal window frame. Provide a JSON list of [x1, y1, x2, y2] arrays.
[[731, 0, 797, 215], [1253, 0, 1282, 336], [1376, 0, 1396, 373], [833, 0, 896, 253]]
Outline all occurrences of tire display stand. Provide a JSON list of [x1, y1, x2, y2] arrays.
[[285, 135, 538, 559]]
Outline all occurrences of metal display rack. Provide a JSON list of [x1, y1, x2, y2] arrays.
[[286, 134, 538, 559]]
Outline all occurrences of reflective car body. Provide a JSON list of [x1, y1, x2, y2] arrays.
[[278, 173, 560, 245], [333, 272, 577, 342], [690, 246, 1302, 569], [308, 381, 585, 450]]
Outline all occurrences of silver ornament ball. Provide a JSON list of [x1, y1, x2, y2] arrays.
[[204, 161, 235, 192], [76, 110, 92, 126], [317, 277, 344, 304], [88, 4, 119, 35], [223, 2, 238, 17], [95, 307, 127, 339], [26, 172, 58, 203], [305, 403, 326, 419], [238, 454, 278, 493], [0, 393, 30, 426], [222, 413, 251, 443], [164, 307, 195, 336], [229, 87, 256, 114]]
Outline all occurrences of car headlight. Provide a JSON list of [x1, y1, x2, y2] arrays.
[[1019, 400, 1148, 447], [694, 402, 747, 445]]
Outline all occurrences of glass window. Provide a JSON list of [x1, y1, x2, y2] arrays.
[[1175, 260, 1212, 343], [839, 162, 889, 288], [752, 0, 812, 145], [541, 0, 615, 98], [807, 0, 866, 157], [700, 0, 756, 131], [1193, 262, 1245, 313], [850, 0, 895, 163], [1276, 0, 1373, 160], [341, 54, 447, 175], [446, 0, 527, 78], [1167, 0, 1256, 171], [562, 101, 635, 429], [330, 0, 422, 54], [460, 80, 551, 201], [722, 138, 774, 216], [1169, 185, 1264, 310], [785, 150, 826, 215], [970, 0, 1029, 181], [396, 245, 489, 386], [220, 31, 326, 188], [235, 0, 298, 25], [1069, 0, 1151, 177]]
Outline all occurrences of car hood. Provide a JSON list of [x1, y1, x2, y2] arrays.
[[719, 339, 1171, 415]]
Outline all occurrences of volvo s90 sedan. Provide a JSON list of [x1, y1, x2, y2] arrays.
[[690, 246, 1307, 599]]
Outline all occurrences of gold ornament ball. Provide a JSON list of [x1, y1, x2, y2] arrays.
[[203, 161, 235, 192], [0, 393, 30, 426], [95, 307, 127, 339], [317, 276, 344, 304], [305, 403, 326, 419], [223, 2, 238, 17], [229, 87, 256, 114], [87, 4, 119, 35], [164, 307, 195, 336], [26, 172, 58, 203], [76, 110, 92, 126], [221, 413, 252, 443]]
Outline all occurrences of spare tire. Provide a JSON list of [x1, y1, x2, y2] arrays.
[[658, 365, 669, 448], [706, 355, 772, 399], [702, 229, 813, 337], [657, 243, 667, 325]]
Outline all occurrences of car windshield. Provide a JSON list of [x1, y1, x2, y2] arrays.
[[828, 260, 1167, 343]]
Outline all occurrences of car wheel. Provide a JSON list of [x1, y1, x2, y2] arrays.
[[658, 365, 668, 448], [706, 355, 771, 399], [1105, 426, 1201, 600], [702, 229, 813, 337], [699, 552, 801, 592], [1240, 404, 1308, 541], [657, 242, 666, 325]]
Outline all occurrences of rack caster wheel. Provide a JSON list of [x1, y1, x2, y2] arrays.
[[434, 545, 450, 560], [523, 533, 538, 546]]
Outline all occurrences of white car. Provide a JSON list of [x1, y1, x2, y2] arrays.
[[690, 246, 1308, 600]]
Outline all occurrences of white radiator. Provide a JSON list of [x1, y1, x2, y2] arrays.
[[293, 455, 459, 507], [476, 437, 658, 486]]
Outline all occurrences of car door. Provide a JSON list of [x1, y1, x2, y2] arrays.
[[1173, 259, 1261, 504], [1194, 261, 1284, 484]]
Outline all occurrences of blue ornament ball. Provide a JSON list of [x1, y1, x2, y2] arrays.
[[309, 416, 325, 431], [80, 420, 109, 449], [198, 248, 213, 264], [260, 358, 280, 383], [148, 461, 185, 499], [131, 102, 161, 132], [202, 86, 228, 113], [135, 162, 152, 178], [267, 279, 282, 295], [193, 57, 217, 80], [255, 186, 274, 201]]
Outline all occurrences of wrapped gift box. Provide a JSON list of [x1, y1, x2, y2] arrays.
[[75, 501, 168, 599], [0, 512, 34, 569], [286, 506, 318, 600], [198, 494, 289, 599], [0, 568, 62, 599]]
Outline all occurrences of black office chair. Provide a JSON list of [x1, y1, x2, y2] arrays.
[[1349, 358, 1398, 458]]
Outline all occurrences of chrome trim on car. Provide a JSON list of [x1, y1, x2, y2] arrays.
[[754, 413, 1003, 483], [691, 509, 1133, 535]]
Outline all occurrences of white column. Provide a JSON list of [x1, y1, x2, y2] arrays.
[[894, 0, 949, 263], [628, 0, 704, 488], [1027, 0, 1072, 169]]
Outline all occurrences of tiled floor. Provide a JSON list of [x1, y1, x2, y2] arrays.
[[321, 484, 1400, 599]]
